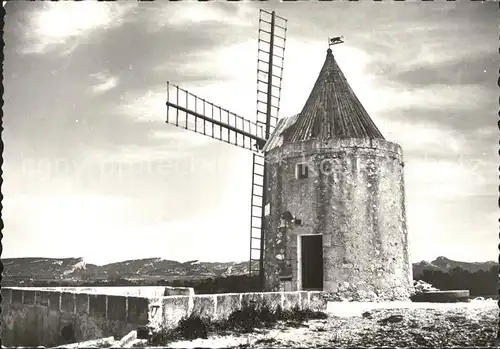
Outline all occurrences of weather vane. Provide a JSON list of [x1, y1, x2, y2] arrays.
[[328, 36, 345, 48]]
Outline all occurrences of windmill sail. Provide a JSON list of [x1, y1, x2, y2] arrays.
[[162, 9, 288, 292], [249, 9, 287, 286], [166, 82, 266, 151], [255, 9, 287, 141]]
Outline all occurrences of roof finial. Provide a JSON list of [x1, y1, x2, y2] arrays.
[[328, 36, 344, 51]]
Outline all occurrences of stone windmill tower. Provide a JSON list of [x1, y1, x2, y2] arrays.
[[164, 10, 412, 299], [261, 44, 413, 300]]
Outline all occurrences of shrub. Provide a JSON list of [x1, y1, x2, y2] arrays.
[[176, 313, 210, 339], [148, 300, 328, 345]]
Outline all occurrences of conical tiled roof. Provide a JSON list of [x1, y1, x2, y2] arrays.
[[283, 48, 384, 142]]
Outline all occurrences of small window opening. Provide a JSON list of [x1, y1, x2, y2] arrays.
[[296, 163, 309, 179]]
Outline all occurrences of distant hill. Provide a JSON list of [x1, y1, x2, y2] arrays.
[[2, 257, 254, 284], [2, 256, 495, 283], [412, 256, 497, 278]]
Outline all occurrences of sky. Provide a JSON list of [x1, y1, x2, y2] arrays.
[[3, 1, 497, 265]]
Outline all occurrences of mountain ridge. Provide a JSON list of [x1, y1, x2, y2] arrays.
[[412, 256, 496, 278], [2, 257, 253, 282]]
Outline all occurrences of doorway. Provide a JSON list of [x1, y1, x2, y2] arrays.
[[300, 234, 323, 290]]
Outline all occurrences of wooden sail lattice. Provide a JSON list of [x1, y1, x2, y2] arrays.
[[164, 10, 287, 291]]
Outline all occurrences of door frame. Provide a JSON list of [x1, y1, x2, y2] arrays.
[[297, 233, 323, 291]]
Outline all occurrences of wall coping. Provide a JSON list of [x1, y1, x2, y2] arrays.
[[3, 286, 193, 297]]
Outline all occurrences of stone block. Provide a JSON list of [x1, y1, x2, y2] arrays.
[[34, 291, 41, 306], [75, 293, 89, 313], [127, 297, 149, 325], [192, 295, 216, 318], [2, 288, 12, 305], [241, 292, 263, 308], [215, 294, 241, 320], [162, 296, 190, 329], [12, 289, 23, 304], [163, 286, 194, 296], [89, 294, 106, 317], [61, 293, 75, 313], [261, 292, 283, 311], [23, 291, 35, 305], [283, 281, 293, 292], [323, 280, 339, 293], [353, 289, 379, 302], [107, 296, 127, 321], [308, 291, 327, 311], [282, 292, 300, 310], [49, 292, 61, 311], [148, 298, 163, 331], [298, 291, 309, 309]]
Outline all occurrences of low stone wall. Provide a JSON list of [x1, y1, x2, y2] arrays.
[[1, 287, 327, 347], [148, 290, 327, 332], [2, 287, 153, 347]]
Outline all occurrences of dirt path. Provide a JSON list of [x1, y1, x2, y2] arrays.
[[160, 300, 498, 348]]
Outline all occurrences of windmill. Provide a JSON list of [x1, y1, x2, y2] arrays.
[[165, 10, 287, 290]]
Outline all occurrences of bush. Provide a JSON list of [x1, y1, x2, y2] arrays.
[[149, 300, 328, 345], [176, 313, 210, 339], [222, 300, 276, 333]]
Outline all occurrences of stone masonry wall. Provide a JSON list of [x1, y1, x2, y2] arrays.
[[148, 290, 327, 332], [1, 287, 150, 347], [264, 138, 413, 300], [2, 287, 327, 347]]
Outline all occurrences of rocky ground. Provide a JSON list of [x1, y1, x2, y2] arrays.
[[51, 300, 499, 348], [154, 300, 499, 348]]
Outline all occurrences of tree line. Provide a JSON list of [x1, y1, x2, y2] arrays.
[[417, 265, 498, 298]]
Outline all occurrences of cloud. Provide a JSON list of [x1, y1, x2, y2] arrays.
[[271, 39, 492, 122], [363, 31, 493, 78], [118, 86, 248, 151], [84, 210, 251, 264], [383, 116, 495, 197], [336, 46, 493, 118], [382, 120, 468, 156], [85, 143, 188, 165], [4, 193, 136, 234], [90, 72, 118, 94], [377, 83, 490, 114], [2, 192, 140, 259], [161, 39, 256, 82], [389, 51, 496, 87], [119, 88, 167, 123], [21, 2, 136, 55], [151, 130, 221, 149], [406, 157, 490, 200], [383, 106, 495, 138], [406, 195, 496, 263], [147, 2, 254, 30]]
